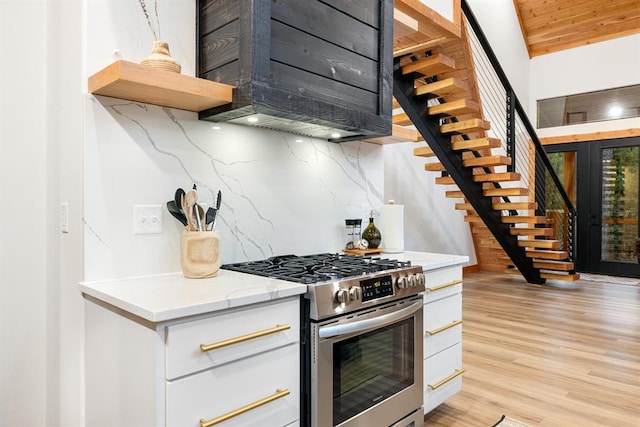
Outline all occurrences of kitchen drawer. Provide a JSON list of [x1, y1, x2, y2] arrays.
[[424, 342, 463, 414], [423, 293, 462, 358], [167, 344, 298, 427], [423, 265, 462, 304], [166, 297, 299, 380]]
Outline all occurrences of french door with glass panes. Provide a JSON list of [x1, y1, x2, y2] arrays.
[[545, 137, 640, 277]]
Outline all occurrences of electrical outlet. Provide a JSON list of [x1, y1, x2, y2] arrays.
[[133, 205, 163, 234]]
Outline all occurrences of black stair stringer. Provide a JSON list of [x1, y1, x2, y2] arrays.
[[393, 62, 543, 284]]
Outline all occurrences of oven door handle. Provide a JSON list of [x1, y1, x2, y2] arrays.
[[318, 300, 423, 338]]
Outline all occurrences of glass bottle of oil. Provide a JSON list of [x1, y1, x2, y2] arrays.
[[362, 210, 382, 249]]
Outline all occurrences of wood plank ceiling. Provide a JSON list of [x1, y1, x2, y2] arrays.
[[513, 0, 640, 57]]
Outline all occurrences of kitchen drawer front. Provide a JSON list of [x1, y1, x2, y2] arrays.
[[424, 342, 463, 414], [167, 344, 299, 427], [423, 293, 462, 358], [423, 265, 463, 304], [166, 297, 299, 380]]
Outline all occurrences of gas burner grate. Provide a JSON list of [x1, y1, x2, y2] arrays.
[[222, 253, 411, 284]]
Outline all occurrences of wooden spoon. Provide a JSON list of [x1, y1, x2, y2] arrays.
[[182, 191, 198, 231]]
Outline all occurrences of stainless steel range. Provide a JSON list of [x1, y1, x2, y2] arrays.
[[223, 253, 425, 427]]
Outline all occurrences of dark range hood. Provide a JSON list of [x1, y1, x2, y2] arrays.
[[197, 0, 393, 142]]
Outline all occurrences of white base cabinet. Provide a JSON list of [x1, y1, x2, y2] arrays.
[[84, 295, 300, 427], [422, 265, 464, 414]]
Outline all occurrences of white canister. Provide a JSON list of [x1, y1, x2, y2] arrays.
[[380, 200, 404, 253]]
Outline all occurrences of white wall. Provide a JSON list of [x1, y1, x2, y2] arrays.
[[421, 0, 454, 22], [0, 1, 48, 425], [531, 34, 640, 138], [1, 1, 85, 426], [384, 143, 477, 263], [50, 0, 85, 425], [466, 0, 531, 109]]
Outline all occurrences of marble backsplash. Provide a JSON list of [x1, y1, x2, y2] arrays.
[[84, 96, 384, 280]]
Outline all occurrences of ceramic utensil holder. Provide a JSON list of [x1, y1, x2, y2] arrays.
[[180, 229, 221, 279]]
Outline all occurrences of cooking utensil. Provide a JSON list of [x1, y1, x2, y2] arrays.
[[183, 190, 198, 231], [174, 188, 185, 214], [166, 201, 188, 226], [194, 204, 203, 232], [205, 207, 216, 230], [211, 190, 222, 228]]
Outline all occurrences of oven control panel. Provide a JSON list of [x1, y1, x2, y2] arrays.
[[361, 274, 394, 302], [307, 266, 425, 320], [335, 272, 426, 304]]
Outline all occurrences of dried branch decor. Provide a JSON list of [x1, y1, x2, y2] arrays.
[[138, 0, 161, 41]]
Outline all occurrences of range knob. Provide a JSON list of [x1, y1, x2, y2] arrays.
[[408, 274, 418, 287], [416, 273, 426, 287], [335, 288, 351, 304], [396, 275, 409, 289], [349, 286, 362, 301]]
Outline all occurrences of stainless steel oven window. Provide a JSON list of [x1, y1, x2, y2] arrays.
[[332, 317, 415, 425]]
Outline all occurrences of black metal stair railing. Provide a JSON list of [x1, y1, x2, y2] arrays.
[[462, 0, 577, 264]]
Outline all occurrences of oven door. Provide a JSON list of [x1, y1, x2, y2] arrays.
[[311, 296, 424, 427]]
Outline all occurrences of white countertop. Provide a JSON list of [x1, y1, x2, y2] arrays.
[[393, 251, 469, 270], [79, 251, 468, 323], [79, 270, 308, 323]]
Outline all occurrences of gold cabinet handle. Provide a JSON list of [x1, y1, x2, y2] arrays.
[[426, 279, 462, 292], [199, 388, 290, 427], [426, 319, 462, 336], [428, 369, 465, 390], [200, 324, 291, 353]]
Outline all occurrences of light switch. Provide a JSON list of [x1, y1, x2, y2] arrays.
[[133, 205, 163, 234]]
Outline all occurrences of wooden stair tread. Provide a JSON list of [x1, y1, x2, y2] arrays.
[[401, 53, 456, 77], [393, 111, 412, 126], [525, 249, 569, 260], [473, 172, 521, 183], [502, 216, 548, 224], [425, 162, 447, 172], [428, 98, 480, 117], [413, 146, 435, 157], [451, 137, 501, 151], [435, 176, 456, 185], [455, 203, 474, 211], [463, 155, 512, 168], [517, 239, 561, 249], [441, 118, 490, 135], [540, 272, 581, 281], [509, 227, 553, 236], [445, 190, 465, 198], [414, 77, 469, 98], [484, 187, 529, 197], [533, 259, 575, 271], [464, 215, 485, 223], [363, 124, 421, 144], [493, 201, 537, 210]]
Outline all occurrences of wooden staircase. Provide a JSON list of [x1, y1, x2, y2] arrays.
[[382, 0, 579, 283]]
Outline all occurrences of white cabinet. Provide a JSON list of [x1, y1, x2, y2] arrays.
[[422, 265, 464, 413], [84, 295, 300, 427]]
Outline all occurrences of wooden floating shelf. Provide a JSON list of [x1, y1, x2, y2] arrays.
[[88, 60, 233, 112]]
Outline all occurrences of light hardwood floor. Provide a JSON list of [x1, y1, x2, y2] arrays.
[[423, 271, 640, 427]]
